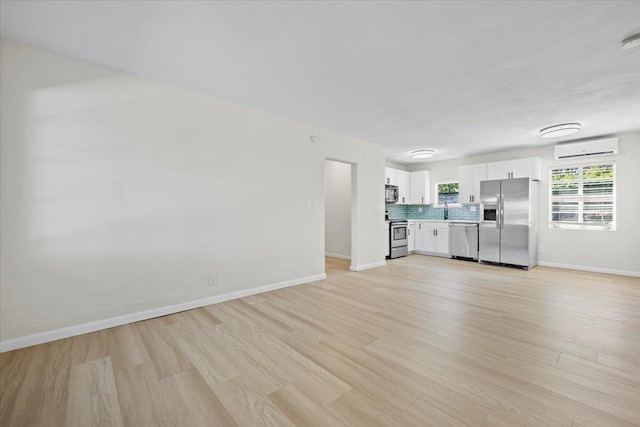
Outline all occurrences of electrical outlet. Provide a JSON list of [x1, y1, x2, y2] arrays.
[[418, 207, 423, 212], [208, 273, 218, 286], [470, 205, 477, 212]]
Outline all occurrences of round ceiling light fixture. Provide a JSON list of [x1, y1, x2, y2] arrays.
[[410, 149, 436, 159], [621, 33, 640, 49], [540, 123, 581, 138]]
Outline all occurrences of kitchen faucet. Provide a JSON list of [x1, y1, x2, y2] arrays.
[[444, 202, 449, 220]]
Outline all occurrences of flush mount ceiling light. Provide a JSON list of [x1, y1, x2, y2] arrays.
[[621, 33, 640, 49], [540, 123, 581, 138], [410, 149, 436, 159]]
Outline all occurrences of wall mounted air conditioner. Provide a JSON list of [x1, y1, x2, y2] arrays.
[[554, 137, 618, 160]]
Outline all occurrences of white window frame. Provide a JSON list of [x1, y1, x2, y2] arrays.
[[549, 160, 616, 231], [434, 181, 461, 207]]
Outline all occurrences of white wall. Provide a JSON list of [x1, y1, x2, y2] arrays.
[[385, 161, 408, 170], [408, 133, 640, 276], [325, 160, 352, 259], [0, 39, 387, 346]]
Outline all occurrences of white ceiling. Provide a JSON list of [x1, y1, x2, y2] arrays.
[[2, 1, 639, 164]]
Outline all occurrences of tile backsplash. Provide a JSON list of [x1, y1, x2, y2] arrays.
[[386, 203, 480, 221], [385, 203, 408, 219]]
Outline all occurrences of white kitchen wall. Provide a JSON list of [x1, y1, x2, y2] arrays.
[[0, 39, 386, 347], [324, 160, 352, 259], [408, 133, 640, 276], [385, 161, 408, 170]]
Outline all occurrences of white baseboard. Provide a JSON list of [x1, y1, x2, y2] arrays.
[[538, 261, 640, 278], [0, 273, 326, 353], [325, 252, 351, 260], [412, 251, 450, 258], [350, 261, 386, 271]]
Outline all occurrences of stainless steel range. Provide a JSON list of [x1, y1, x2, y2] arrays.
[[388, 220, 408, 259]]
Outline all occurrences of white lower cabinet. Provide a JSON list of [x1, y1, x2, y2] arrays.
[[407, 222, 415, 252], [384, 222, 390, 257], [414, 221, 449, 256], [434, 226, 449, 255]]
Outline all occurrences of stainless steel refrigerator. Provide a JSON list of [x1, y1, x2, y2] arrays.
[[479, 177, 538, 269]]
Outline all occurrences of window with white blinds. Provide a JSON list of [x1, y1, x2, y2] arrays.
[[550, 163, 615, 230]]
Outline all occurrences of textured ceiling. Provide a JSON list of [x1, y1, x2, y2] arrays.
[[1, 1, 639, 164]]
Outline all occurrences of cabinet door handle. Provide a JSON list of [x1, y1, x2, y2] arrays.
[[402, 197, 405, 203], [422, 197, 424, 204]]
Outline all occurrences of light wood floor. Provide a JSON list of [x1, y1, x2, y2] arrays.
[[1, 255, 639, 426], [325, 256, 351, 276]]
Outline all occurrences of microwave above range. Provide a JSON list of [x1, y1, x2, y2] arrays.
[[385, 185, 398, 203]]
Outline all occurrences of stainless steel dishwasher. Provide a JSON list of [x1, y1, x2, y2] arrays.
[[448, 222, 479, 260]]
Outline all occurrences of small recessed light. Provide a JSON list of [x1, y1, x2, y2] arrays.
[[621, 33, 640, 50], [540, 123, 581, 138], [410, 149, 436, 159]]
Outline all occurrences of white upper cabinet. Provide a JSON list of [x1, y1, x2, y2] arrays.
[[510, 157, 540, 180], [396, 170, 410, 204], [486, 161, 512, 180], [385, 167, 397, 185], [410, 170, 431, 204], [458, 164, 487, 204], [486, 157, 540, 181], [385, 167, 410, 203]]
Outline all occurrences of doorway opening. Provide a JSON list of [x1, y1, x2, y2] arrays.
[[324, 159, 356, 277]]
